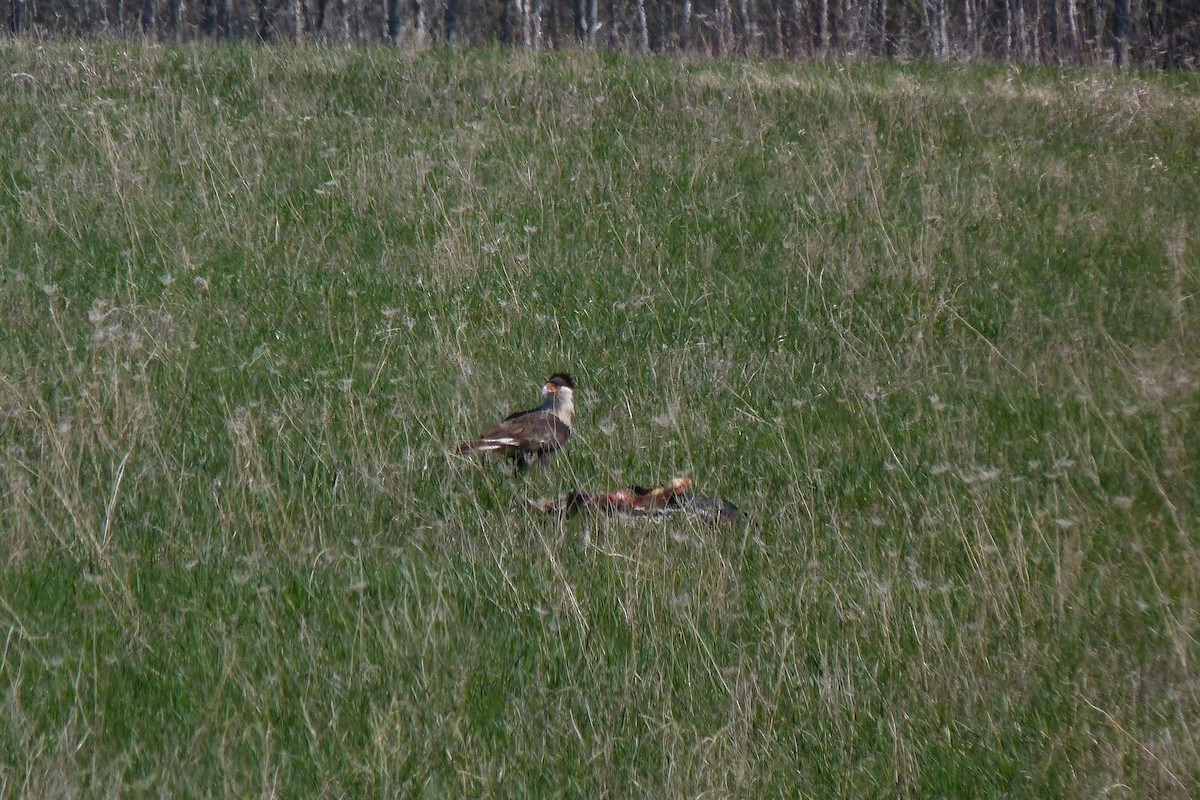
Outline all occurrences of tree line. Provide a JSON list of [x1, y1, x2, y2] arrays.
[[6, 0, 1199, 69]]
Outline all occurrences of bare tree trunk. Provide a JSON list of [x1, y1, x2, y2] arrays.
[[681, 0, 692, 51], [257, 0, 272, 40], [9, 0, 25, 32], [1114, 0, 1130, 66], [1065, 0, 1080, 60], [634, 0, 647, 53], [523, 0, 533, 46], [207, 0, 230, 39], [532, 0, 543, 48], [140, 0, 155, 35], [314, 0, 326, 34], [738, 0, 755, 54], [444, 0, 457, 42], [292, 0, 303, 40], [924, 0, 947, 60], [842, 0, 860, 53], [877, 0, 888, 55], [921, 0, 932, 57], [412, 0, 426, 43], [717, 0, 734, 54], [938, 0, 948, 59], [964, 0, 976, 58], [167, 0, 182, 41], [1004, 0, 1014, 57], [1016, 0, 1027, 60], [819, 0, 831, 56], [774, 5, 783, 55], [1031, 0, 1041, 62], [788, 0, 802, 55], [1047, 0, 1061, 63], [385, 0, 399, 41], [336, 0, 351, 43]]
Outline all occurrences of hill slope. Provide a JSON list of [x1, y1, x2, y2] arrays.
[[1, 44, 1199, 796]]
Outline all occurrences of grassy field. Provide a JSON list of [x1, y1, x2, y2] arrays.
[[1, 42, 1199, 796]]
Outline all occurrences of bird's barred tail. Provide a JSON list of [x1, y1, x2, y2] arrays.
[[455, 438, 515, 456]]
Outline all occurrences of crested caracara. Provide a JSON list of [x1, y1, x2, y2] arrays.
[[454, 373, 576, 469]]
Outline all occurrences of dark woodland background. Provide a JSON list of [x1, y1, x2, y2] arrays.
[[4, 0, 1200, 69]]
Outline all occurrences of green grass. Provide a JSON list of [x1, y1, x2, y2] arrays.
[[2, 42, 1199, 796]]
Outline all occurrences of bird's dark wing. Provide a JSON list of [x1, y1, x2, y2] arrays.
[[501, 406, 541, 423], [481, 411, 571, 454]]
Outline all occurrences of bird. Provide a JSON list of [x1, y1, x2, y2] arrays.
[[454, 373, 576, 470]]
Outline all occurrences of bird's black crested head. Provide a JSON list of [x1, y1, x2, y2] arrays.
[[547, 373, 575, 390]]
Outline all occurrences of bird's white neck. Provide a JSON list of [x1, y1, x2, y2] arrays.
[[543, 388, 574, 427]]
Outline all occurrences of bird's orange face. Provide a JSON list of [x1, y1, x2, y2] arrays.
[[543, 374, 574, 397]]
